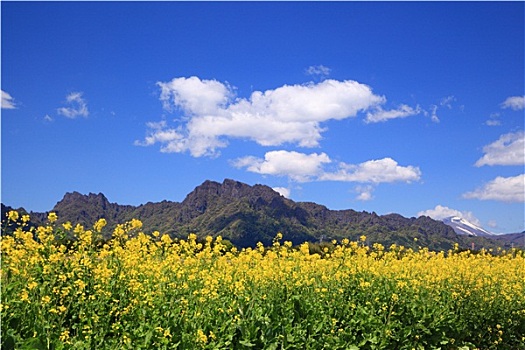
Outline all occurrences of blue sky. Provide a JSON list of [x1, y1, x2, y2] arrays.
[[1, 2, 524, 234]]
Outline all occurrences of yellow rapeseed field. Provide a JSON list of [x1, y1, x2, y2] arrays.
[[1, 212, 524, 349]]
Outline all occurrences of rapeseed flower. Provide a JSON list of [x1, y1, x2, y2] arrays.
[[47, 212, 58, 223], [59, 329, 71, 343], [1, 214, 524, 349], [7, 210, 19, 222], [93, 218, 107, 232], [196, 329, 208, 344]]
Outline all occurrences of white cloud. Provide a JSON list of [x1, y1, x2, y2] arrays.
[[234, 151, 421, 186], [440, 95, 455, 109], [134, 120, 187, 152], [305, 65, 331, 77], [355, 185, 374, 201], [485, 120, 501, 126], [421, 96, 457, 123], [1, 90, 16, 109], [320, 157, 421, 183], [57, 92, 89, 118], [138, 76, 387, 157], [485, 113, 501, 126], [157, 76, 232, 116], [501, 96, 525, 110], [272, 187, 291, 198], [417, 205, 481, 225], [429, 105, 440, 123], [232, 150, 332, 182], [487, 220, 498, 228], [475, 131, 524, 166], [463, 174, 525, 203], [365, 104, 421, 123]]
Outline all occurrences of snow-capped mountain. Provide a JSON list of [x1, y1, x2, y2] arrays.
[[442, 216, 494, 237]]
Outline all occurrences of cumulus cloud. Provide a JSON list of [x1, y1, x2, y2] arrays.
[[157, 76, 232, 116], [501, 96, 525, 110], [232, 150, 332, 182], [133, 120, 189, 152], [57, 92, 89, 118], [137, 76, 388, 157], [417, 205, 481, 225], [1, 90, 16, 109], [355, 185, 374, 201], [272, 187, 291, 198], [233, 151, 421, 187], [475, 131, 524, 166], [463, 174, 525, 203], [365, 104, 421, 123], [305, 65, 331, 77], [320, 157, 421, 183]]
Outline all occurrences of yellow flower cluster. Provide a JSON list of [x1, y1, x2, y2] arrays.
[[1, 211, 524, 349]]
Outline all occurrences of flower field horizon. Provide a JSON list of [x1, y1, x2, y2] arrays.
[[1, 211, 524, 349]]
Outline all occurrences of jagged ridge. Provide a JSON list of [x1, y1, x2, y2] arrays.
[[2, 179, 523, 250]]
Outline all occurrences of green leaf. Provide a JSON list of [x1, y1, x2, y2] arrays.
[[20, 338, 46, 350], [239, 339, 255, 347], [143, 330, 153, 347], [265, 343, 278, 350]]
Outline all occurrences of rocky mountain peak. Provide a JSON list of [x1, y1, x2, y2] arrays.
[[182, 179, 281, 211], [3, 179, 522, 250], [219, 179, 280, 201], [51, 191, 123, 226], [55, 192, 111, 210]]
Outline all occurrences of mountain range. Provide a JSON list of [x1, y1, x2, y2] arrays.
[[2, 179, 523, 251]]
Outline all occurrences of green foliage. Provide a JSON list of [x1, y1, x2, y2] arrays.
[[2, 214, 525, 349]]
